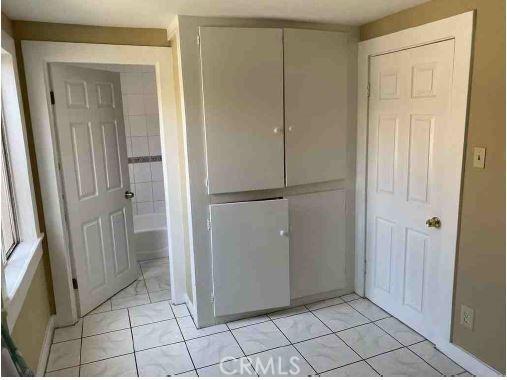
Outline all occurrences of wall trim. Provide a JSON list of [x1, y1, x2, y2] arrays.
[[35, 314, 55, 376], [434, 338, 502, 377]]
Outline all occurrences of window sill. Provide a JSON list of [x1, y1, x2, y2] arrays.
[[3, 234, 44, 330]]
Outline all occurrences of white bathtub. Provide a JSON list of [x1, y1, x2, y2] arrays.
[[133, 214, 169, 261]]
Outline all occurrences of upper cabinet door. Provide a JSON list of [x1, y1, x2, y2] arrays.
[[284, 29, 349, 187], [200, 27, 285, 194]]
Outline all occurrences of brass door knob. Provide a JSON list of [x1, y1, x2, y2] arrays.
[[125, 191, 135, 199], [426, 217, 441, 228]]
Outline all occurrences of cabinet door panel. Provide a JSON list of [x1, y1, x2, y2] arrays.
[[210, 199, 290, 316], [284, 29, 349, 186], [200, 27, 284, 194], [288, 190, 347, 299]]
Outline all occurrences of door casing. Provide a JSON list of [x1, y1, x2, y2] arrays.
[[356, 10, 478, 372]]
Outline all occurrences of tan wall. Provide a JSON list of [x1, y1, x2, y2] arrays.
[[360, 0, 505, 373], [11, 261, 53, 371]]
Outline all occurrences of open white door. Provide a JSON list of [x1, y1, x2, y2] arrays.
[[50, 63, 137, 315], [366, 40, 455, 337]]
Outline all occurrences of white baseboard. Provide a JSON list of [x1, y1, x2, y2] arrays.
[[435, 338, 502, 377], [36, 314, 55, 376]]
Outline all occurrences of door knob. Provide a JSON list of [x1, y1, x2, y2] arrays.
[[125, 191, 135, 199], [279, 230, 289, 237], [288, 126, 294, 132], [426, 217, 441, 228], [273, 127, 283, 134]]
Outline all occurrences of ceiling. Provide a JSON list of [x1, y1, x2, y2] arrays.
[[2, 0, 429, 29]]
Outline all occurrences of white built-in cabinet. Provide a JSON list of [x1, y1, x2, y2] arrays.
[[210, 199, 290, 317], [200, 27, 349, 194]]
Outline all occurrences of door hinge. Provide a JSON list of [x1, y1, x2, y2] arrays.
[[210, 293, 214, 304], [207, 218, 211, 231], [367, 83, 371, 98], [196, 34, 200, 45], [50, 90, 55, 105], [72, 278, 78, 289]]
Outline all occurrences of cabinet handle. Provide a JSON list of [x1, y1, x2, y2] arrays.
[[279, 230, 289, 237], [288, 126, 294, 132], [273, 127, 283, 135]]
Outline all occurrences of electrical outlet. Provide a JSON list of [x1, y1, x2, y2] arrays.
[[460, 304, 474, 330], [473, 147, 486, 168]]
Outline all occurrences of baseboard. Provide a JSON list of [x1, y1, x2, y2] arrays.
[[435, 338, 502, 377], [36, 314, 55, 376]]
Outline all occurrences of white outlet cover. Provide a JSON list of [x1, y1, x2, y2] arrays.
[[473, 147, 486, 168], [461, 304, 474, 330]]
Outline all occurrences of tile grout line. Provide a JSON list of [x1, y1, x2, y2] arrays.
[[174, 312, 199, 376], [78, 318, 84, 376], [225, 320, 260, 377], [127, 308, 140, 377]]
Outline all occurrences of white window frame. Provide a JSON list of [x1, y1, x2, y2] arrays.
[[21, 41, 186, 327], [1, 30, 44, 331]]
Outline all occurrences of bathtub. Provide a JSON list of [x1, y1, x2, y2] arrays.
[[133, 213, 169, 261]]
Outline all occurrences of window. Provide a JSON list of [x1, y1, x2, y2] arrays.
[[1, 110, 19, 263]]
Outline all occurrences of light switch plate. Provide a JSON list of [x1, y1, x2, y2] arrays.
[[460, 304, 474, 330], [473, 147, 486, 168]]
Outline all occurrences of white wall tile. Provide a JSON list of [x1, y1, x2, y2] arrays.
[[132, 202, 138, 215], [136, 182, 153, 202], [149, 136, 162, 156], [133, 163, 152, 183], [131, 137, 149, 157], [150, 162, 163, 181], [123, 116, 131, 136], [143, 72, 157, 95], [129, 115, 147, 136], [122, 95, 129, 115], [152, 181, 165, 201], [127, 94, 145, 115], [128, 164, 134, 181], [137, 202, 154, 215], [121, 72, 144, 95], [154, 200, 166, 214], [126, 137, 132, 157], [143, 95, 158, 115], [146, 115, 160, 136]]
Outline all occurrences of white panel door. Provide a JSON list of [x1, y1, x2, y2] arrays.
[[210, 199, 290, 316], [50, 64, 137, 315], [200, 27, 284, 194], [288, 190, 347, 299], [366, 40, 454, 337], [284, 29, 349, 186]]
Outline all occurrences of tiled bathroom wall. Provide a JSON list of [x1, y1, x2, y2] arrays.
[[120, 68, 165, 216]]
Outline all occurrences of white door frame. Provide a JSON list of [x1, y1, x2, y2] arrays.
[[355, 11, 500, 376], [22, 41, 187, 326]]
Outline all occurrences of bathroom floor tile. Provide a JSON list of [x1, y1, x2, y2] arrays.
[[306, 297, 344, 311], [273, 312, 331, 343], [148, 289, 171, 302], [320, 361, 378, 376], [178, 315, 228, 340], [111, 293, 150, 310], [312, 303, 369, 332], [367, 347, 441, 376], [46, 339, 81, 372], [83, 309, 130, 337], [337, 323, 402, 359], [80, 353, 137, 377], [409, 340, 463, 375], [111, 279, 147, 300], [247, 345, 315, 377], [128, 300, 174, 327], [375, 317, 424, 346], [171, 303, 190, 317], [44, 366, 80, 377], [232, 321, 290, 354], [52, 319, 83, 343], [227, 314, 270, 330], [88, 300, 112, 315], [135, 342, 194, 377], [186, 331, 243, 368], [197, 357, 257, 377], [268, 305, 308, 320], [132, 319, 183, 351], [295, 334, 361, 373], [340, 293, 362, 302], [348, 298, 390, 321], [81, 329, 133, 364], [145, 274, 171, 292]]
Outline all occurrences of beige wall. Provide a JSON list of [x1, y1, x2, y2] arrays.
[[360, 0, 505, 373]]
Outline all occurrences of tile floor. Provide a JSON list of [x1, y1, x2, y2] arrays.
[[45, 258, 472, 377]]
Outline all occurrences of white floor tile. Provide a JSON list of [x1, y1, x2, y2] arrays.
[[135, 342, 194, 376], [273, 312, 331, 343], [45, 366, 80, 377], [340, 293, 362, 302], [306, 297, 344, 311], [46, 339, 81, 372], [337, 323, 402, 359], [52, 319, 82, 343], [197, 357, 257, 377], [145, 274, 171, 292], [409, 341, 463, 375], [174, 370, 198, 376], [80, 353, 137, 377], [111, 279, 147, 300], [247, 345, 315, 377], [320, 361, 378, 376], [81, 329, 133, 364], [178, 315, 228, 340], [149, 289, 171, 302], [295, 334, 361, 373], [132, 319, 183, 351], [227, 315, 270, 330], [172, 303, 190, 318], [268, 305, 308, 320], [367, 347, 441, 376], [88, 300, 112, 315], [83, 309, 130, 337], [375, 317, 424, 346], [186, 331, 243, 368], [312, 303, 369, 332], [111, 293, 150, 310], [128, 300, 174, 327], [348, 299, 389, 321], [232, 321, 290, 355], [455, 371, 473, 376]]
